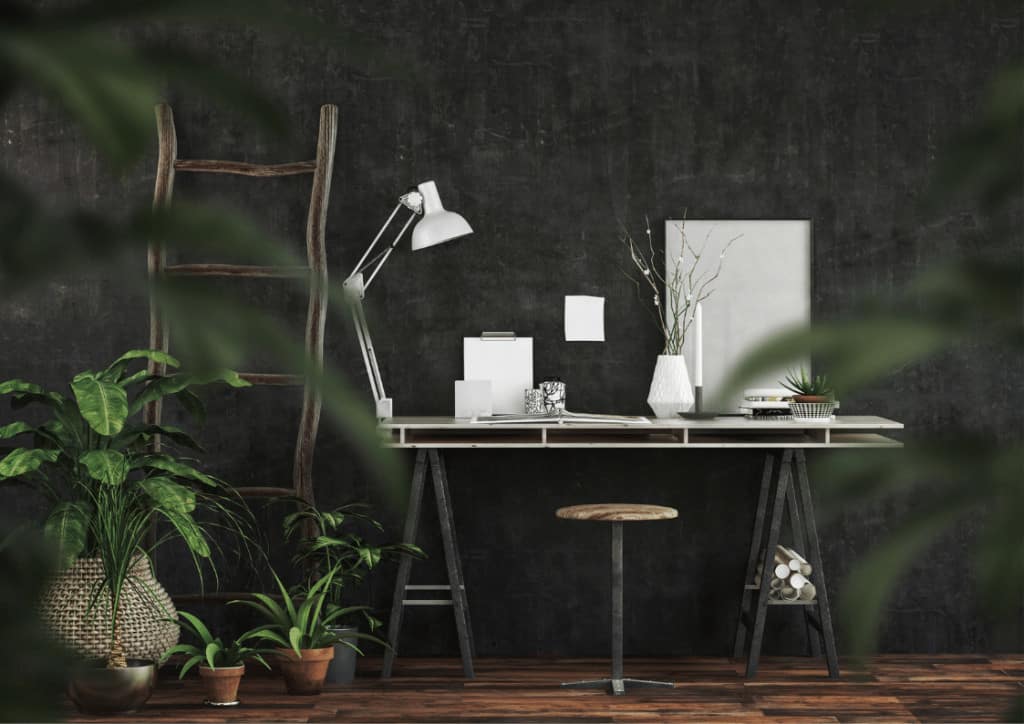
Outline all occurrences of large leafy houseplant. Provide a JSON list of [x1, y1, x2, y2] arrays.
[[0, 349, 253, 669]]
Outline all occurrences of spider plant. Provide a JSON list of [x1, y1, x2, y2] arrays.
[[161, 611, 272, 676], [232, 567, 388, 657], [282, 499, 424, 632], [0, 349, 257, 668]]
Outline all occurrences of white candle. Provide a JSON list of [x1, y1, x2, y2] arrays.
[[694, 302, 703, 387]]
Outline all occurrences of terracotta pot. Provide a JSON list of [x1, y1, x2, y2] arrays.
[[276, 647, 334, 695], [199, 665, 244, 705], [67, 658, 155, 715], [793, 394, 828, 403]]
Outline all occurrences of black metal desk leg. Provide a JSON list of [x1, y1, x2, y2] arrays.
[[734, 453, 776, 658], [429, 450, 475, 679], [794, 450, 840, 678], [432, 451, 476, 658], [382, 449, 429, 679], [746, 449, 793, 679]]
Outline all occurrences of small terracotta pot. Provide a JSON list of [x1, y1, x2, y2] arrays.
[[199, 665, 244, 705], [793, 394, 828, 403], [276, 647, 334, 696]]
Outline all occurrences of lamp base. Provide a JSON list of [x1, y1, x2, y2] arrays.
[[376, 398, 393, 420]]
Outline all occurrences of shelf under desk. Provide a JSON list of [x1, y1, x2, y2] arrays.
[[380, 415, 903, 448]]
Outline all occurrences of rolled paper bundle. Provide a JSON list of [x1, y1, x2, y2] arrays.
[[774, 563, 790, 579], [753, 574, 761, 586], [778, 545, 812, 576], [798, 583, 817, 601], [780, 586, 800, 601], [756, 562, 763, 574], [789, 573, 809, 589], [769, 577, 784, 590]]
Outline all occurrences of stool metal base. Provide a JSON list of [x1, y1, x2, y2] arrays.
[[562, 678, 675, 696]]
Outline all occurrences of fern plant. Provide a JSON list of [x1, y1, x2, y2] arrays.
[[161, 611, 272, 676]]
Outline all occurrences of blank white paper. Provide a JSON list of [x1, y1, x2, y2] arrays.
[[463, 337, 534, 414], [564, 295, 605, 342]]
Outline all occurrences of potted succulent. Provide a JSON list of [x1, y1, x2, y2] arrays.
[[782, 367, 834, 403], [162, 611, 272, 706], [282, 499, 424, 684], [232, 567, 386, 695], [0, 349, 254, 714], [781, 368, 837, 421]]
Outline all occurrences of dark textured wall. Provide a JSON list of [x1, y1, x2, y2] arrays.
[[2, 0, 1022, 656]]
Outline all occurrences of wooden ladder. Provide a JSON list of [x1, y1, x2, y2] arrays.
[[146, 103, 338, 602]]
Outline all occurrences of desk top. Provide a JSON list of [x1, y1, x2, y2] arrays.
[[380, 415, 903, 449]]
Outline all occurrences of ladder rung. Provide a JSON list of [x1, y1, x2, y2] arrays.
[[405, 584, 464, 591], [402, 599, 453, 606], [174, 159, 317, 176], [237, 486, 296, 498], [239, 372, 304, 386], [165, 264, 310, 278]]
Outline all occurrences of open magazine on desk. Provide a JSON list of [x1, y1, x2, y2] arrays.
[[470, 410, 652, 425]]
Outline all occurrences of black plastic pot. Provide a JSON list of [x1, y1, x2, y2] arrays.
[[67, 659, 155, 715], [325, 626, 358, 685]]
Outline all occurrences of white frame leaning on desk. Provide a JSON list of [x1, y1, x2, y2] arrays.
[[375, 415, 904, 682]]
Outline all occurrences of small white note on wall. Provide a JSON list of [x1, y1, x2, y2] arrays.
[[564, 295, 605, 342]]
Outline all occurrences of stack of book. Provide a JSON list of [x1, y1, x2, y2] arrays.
[[740, 388, 793, 419]]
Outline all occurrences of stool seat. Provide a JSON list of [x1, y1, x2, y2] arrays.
[[556, 503, 678, 522]]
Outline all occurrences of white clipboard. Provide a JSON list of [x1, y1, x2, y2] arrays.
[[463, 333, 533, 414]]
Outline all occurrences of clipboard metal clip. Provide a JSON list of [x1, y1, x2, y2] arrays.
[[480, 331, 517, 341]]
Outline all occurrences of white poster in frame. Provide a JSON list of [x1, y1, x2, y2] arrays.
[[664, 219, 811, 412]]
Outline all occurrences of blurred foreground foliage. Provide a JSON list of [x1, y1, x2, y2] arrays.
[[721, 60, 1023, 660]]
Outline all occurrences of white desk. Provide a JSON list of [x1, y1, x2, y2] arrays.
[[378, 415, 904, 681]]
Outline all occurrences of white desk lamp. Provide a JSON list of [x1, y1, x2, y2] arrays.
[[343, 180, 473, 419]]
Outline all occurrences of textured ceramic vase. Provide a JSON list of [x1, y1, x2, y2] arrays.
[[646, 354, 695, 418]]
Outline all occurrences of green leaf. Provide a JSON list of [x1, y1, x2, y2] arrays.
[[174, 389, 206, 426], [159, 509, 209, 557], [176, 610, 214, 645], [205, 641, 219, 669], [357, 546, 383, 569], [161, 643, 202, 662], [79, 449, 128, 486], [132, 455, 216, 487], [0, 448, 60, 478], [0, 422, 33, 440], [112, 424, 202, 452], [0, 379, 43, 396], [70, 371, 128, 436], [104, 349, 181, 378], [141, 476, 197, 514], [288, 626, 303, 656], [179, 654, 205, 679], [42, 501, 90, 569], [130, 370, 250, 415]]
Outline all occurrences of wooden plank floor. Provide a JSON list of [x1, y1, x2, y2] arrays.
[[65, 655, 1024, 723]]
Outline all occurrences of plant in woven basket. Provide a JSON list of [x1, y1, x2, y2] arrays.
[[0, 349, 256, 669], [282, 498, 424, 632], [781, 367, 835, 403]]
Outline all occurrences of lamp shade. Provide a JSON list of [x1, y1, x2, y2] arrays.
[[411, 180, 473, 250]]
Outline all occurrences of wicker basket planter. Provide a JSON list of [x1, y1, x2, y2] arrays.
[[789, 400, 837, 422], [38, 557, 178, 664]]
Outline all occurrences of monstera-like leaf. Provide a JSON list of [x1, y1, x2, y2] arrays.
[[0, 448, 60, 478], [70, 372, 128, 436], [79, 450, 128, 486]]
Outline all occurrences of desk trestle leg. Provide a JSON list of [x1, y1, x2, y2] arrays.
[[381, 449, 475, 679], [733, 450, 839, 679]]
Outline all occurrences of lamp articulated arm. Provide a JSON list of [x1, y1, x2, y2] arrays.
[[344, 191, 424, 420]]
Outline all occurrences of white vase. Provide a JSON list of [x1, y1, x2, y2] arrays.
[[646, 354, 695, 418]]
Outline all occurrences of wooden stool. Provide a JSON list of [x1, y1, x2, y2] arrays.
[[556, 503, 678, 696]]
